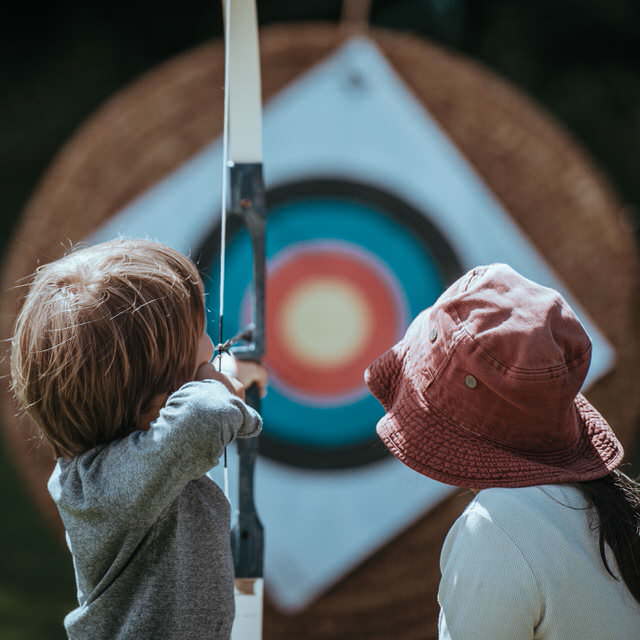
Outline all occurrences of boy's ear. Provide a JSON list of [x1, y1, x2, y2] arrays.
[[195, 362, 216, 380]]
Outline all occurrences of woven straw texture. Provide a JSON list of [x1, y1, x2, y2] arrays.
[[2, 23, 639, 639]]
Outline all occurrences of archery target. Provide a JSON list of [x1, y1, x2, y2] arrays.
[[4, 23, 639, 637], [198, 179, 461, 468], [83, 36, 617, 612]]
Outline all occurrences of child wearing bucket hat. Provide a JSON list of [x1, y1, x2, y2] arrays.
[[366, 263, 640, 639]]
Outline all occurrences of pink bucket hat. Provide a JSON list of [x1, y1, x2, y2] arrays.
[[365, 264, 623, 488]]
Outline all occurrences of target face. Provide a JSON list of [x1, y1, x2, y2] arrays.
[[81, 36, 616, 612], [199, 180, 461, 468]]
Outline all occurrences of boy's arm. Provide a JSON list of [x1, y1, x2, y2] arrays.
[[87, 379, 261, 524]]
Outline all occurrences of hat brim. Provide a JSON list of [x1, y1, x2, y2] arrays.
[[376, 392, 624, 489]]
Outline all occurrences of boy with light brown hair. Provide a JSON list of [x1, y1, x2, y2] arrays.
[[10, 238, 266, 639]]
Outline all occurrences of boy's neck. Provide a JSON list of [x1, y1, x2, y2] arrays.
[[138, 394, 168, 431]]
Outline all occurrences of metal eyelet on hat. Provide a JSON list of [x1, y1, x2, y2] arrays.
[[464, 374, 478, 389], [429, 327, 438, 342]]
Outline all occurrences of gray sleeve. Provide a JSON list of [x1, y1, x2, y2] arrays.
[[71, 379, 261, 526]]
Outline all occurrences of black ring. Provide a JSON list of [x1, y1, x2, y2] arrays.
[[195, 177, 463, 470]]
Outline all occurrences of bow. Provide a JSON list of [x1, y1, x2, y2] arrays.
[[220, 1, 266, 638]]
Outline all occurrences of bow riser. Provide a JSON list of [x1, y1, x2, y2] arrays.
[[229, 162, 266, 363], [230, 161, 266, 584]]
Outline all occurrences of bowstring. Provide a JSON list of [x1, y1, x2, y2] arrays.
[[219, 0, 232, 503]]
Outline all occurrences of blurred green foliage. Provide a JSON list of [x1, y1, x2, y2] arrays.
[[0, 439, 74, 639]]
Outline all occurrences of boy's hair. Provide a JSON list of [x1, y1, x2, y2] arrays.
[[10, 238, 206, 458]]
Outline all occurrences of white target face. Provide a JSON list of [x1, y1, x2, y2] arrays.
[[89, 37, 615, 611]]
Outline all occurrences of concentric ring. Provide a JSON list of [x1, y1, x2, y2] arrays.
[[197, 178, 462, 468]]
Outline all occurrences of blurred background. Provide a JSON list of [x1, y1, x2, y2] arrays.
[[2, 1, 639, 638]]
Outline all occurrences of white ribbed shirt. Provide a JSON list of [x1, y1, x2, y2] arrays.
[[438, 484, 640, 639]]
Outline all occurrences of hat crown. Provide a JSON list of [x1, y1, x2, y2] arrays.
[[420, 264, 591, 451], [440, 264, 591, 378]]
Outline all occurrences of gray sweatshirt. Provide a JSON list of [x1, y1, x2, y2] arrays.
[[48, 379, 262, 640]]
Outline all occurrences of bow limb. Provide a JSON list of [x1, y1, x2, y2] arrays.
[[223, 1, 266, 638]]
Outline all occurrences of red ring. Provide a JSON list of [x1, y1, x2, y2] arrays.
[[265, 246, 402, 397]]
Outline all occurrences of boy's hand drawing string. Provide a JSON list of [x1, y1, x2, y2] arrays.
[[214, 326, 255, 358], [219, 1, 266, 637]]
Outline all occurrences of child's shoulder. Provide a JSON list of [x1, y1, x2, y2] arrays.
[[460, 484, 589, 545], [472, 484, 586, 515], [47, 446, 107, 500]]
